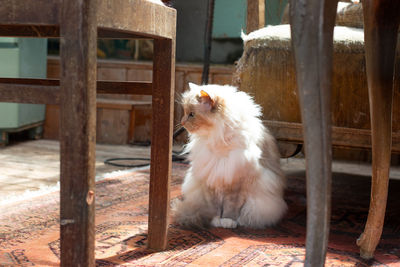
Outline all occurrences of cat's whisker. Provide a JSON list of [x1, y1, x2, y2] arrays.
[[175, 94, 184, 105]]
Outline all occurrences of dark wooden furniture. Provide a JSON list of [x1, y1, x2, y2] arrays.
[[289, 0, 400, 265], [289, 2, 337, 266], [0, 0, 176, 266], [355, 0, 400, 259], [246, 0, 400, 265]]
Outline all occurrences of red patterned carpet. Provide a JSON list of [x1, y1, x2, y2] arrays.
[[1, 163, 400, 266]]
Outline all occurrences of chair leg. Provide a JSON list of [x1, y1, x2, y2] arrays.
[[148, 38, 175, 250], [59, 0, 97, 266], [356, 0, 400, 259], [289, 1, 338, 266]]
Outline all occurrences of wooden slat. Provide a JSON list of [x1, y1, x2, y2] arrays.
[[148, 38, 175, 250], [0, 25, 59, 37], [96, 102, 133, 110], [246, 0, 265, 33], [0, 79, 152, 103], [0, 25, 150, 39], [0, 0, 176, 39], [97, 98, 151, 109], [265, 120, 400, 153], [97, 81, 152, 95], [97, 0, 176, 39], [0, 0, 59, 25], [0, 78, 59, 86], [0, 83, 60, 104], [59, 0, 97, 265], [98, 28, 148, 39]]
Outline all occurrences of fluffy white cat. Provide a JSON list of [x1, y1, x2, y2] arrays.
[[173, 83, 287, 229]]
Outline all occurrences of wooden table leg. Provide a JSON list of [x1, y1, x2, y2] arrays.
[[356, 0, 400, 259], [59, 0, 97, 266], [289, 0, 338, 266], [148, 38, 175, 250]]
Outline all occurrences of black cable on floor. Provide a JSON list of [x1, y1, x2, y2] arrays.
[[104, 127, 188, 168], [104, 157, 151, 168]]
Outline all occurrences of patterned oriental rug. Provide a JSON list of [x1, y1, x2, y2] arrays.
[[1, 163, 400, 266]]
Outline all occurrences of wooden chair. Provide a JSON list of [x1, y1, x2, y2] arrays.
[[289, 0, 400, 265], [246, 0, 400, 265], [0, 0, 176, 266]]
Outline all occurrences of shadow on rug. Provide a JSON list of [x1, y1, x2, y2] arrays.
[[1, 163, 400, 266]]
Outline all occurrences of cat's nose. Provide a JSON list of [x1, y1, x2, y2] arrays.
[[180, 118, 186, 126]]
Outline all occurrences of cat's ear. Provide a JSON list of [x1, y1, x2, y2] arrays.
[[198, 90, 214, 111], [188, 82, 200, 91]]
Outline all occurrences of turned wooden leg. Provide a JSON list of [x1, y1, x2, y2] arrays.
[[356, 0, 400, 259], [147, 38, 175, 250], [289, 1, 338, 266], [59, 0, 97, 266]]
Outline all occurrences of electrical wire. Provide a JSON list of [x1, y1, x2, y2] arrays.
[[104, 127, 188, 168]]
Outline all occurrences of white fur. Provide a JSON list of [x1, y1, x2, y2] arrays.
[[174, 84, 287, 229], [146, 0, 165, 5], [241, 24, 364, 44]]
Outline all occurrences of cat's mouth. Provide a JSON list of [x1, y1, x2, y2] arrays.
[[182, 125, 195, 133]]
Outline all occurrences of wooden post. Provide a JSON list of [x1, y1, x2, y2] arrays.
[[202, 0, 215, 85], [59, 0, 97, 266], [247, 0, 265, 33], [147, 38, 175, 250], [289, 0, 338, 266], [357, 0, 400, 259]]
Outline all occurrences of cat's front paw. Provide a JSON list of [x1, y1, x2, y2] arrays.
[[211, 216, 238, 229]]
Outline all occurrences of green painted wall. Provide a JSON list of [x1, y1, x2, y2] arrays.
[[0, 38, 47, 129], [0, 38, 20, 128], [213, 0, 247, 38], [213, 0, 288, 38]]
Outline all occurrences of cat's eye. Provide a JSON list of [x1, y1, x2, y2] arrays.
[[188, 112, 195, 118]]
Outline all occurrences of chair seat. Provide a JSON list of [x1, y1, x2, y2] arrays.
[[0, 0, 175, 39]]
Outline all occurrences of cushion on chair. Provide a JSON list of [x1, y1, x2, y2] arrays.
[[241, 24, 364, 52]]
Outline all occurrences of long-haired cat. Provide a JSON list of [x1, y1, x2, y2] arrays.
[[173, 83, 287, 229]]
